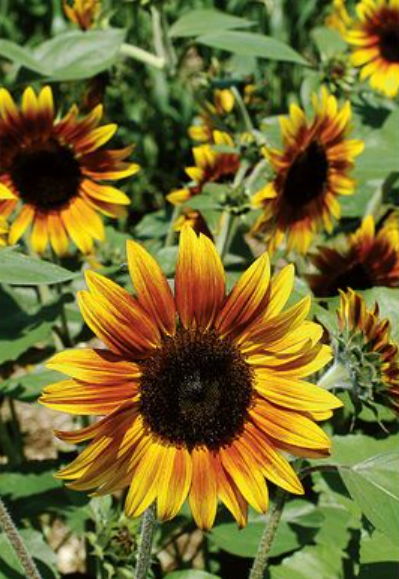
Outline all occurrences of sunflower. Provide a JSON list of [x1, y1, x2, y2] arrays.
[[309, 214, 399, 296], [188, 89, 235, 143], [345, 0, 399, 98], [0, 86, 139, 255], [252, 88, 364, 254], [325, 0, 352, 34], [167, 130, 240, 233], [337, 289, 399, 411], [63, 0, 101, 30], [40, 226, 341, 530]]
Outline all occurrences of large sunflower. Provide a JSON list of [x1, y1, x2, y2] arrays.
[[40, 227, 341, 530], [337, 289, 399, 411], [252, 88, 364, 254], [63, 0, 101, 30], [345, 0, 399, 98], [0, 86, 139, 255], [309, 214, 399, 296]]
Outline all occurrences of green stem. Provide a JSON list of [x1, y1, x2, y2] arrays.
[[231, 86, 254, 133], [0, 497, 42, 579], [249, 488, 287, 579], [8, 398, 25, 464], [120, 43, 165, 69], [135, 503, 156, 579], [165, 205, 181, 247], [216, 210, 236, 260]]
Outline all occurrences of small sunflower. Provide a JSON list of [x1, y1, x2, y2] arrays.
[[188, 89, 235, 143], [40, 227, 341, 530], [63, 0, 101, 30], [252, 88, 364, 254], [336, 289, 399, 412], [167, 130, 240, 233], [325, 0, 352, 34], [309, 214, 399, 296], [345, 0, 399, 98], [0, 86, 139, 255]]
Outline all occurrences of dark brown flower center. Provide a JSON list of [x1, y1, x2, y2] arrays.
[[379, 25, 399, 63], [283, 141, 329, 207], [9, 140, 81, 211], [329, 262, 373, 295], [139, 328, 254, 449]]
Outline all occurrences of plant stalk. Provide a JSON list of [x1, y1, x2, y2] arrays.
[[0, 497, 42, 579], [135, 503, 156, 579], [249, 488, 287, 579], [120, 43, 165, 69]]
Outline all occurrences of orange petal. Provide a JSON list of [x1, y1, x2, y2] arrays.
[[189, 447, 218, 530]]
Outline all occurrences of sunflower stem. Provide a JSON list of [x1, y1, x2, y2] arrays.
[[231, 86, 254, 133], [120, 43, 165, 69], [216, 210, 236, 261], [249, 488, 287, 579], [0, 496, 42, 579], [135, 503, 156, 579], [165, 205, 181, 247]]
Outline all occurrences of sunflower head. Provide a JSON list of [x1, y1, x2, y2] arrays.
[[336, 289, 399, 413], [309, 214, 399, 296], [40, 226, 341, 530], [188, 90, 235, 143], [167, 130, 240, 208], [63, 0, 101, 30], [0, 86, 139, 256], [252, 88, 364, 254], [345, 0, 399, 98]]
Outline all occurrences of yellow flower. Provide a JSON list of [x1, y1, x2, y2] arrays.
[[325, 0, 353, 34], [40, 227, 341, 530], [188, 89, 235, 143], [345, 0, 399, 98], [337, 289, 399, 412], [309, 214, 399, 296], [63, 0, 101, 30], [252, 88, 364, 254], [0, 86, 139, 256], [167, 131, 240, 207], [0, 215, 8, 246]]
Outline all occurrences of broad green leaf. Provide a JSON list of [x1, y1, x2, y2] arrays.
[[311, 27, 346, 60], [339, 453, 399, 543], [169, 9, 253, 38], [210, 500, 322, 558], [361, 531, 399, 564], [0, 28, 125, 81], [0, 249, 76, 285], [2, 368, 63, 402], [330, 434, 399, 466], [197, 32, 308, 65], [0, 39, 48, 74], [270, 544, 344, 579], [0, 287, 68, 363], [353, 108, 399, 183], [0, 468, 62, 499]]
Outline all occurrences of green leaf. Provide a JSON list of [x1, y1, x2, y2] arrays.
[[330, 434, 399, 466], [210, 500, 322, 558], [197, 32, 308, 65], [270, 544, 344, 579], [360, 531, 399, 564], [339, 453, 399, 543], [353, 108, 399, 183], [169, 9, 253, 38], [311, 27, 346, 60], [0, 249, 76, 285], [2, 368, 63, 402], [0, 28, 125, 81]]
